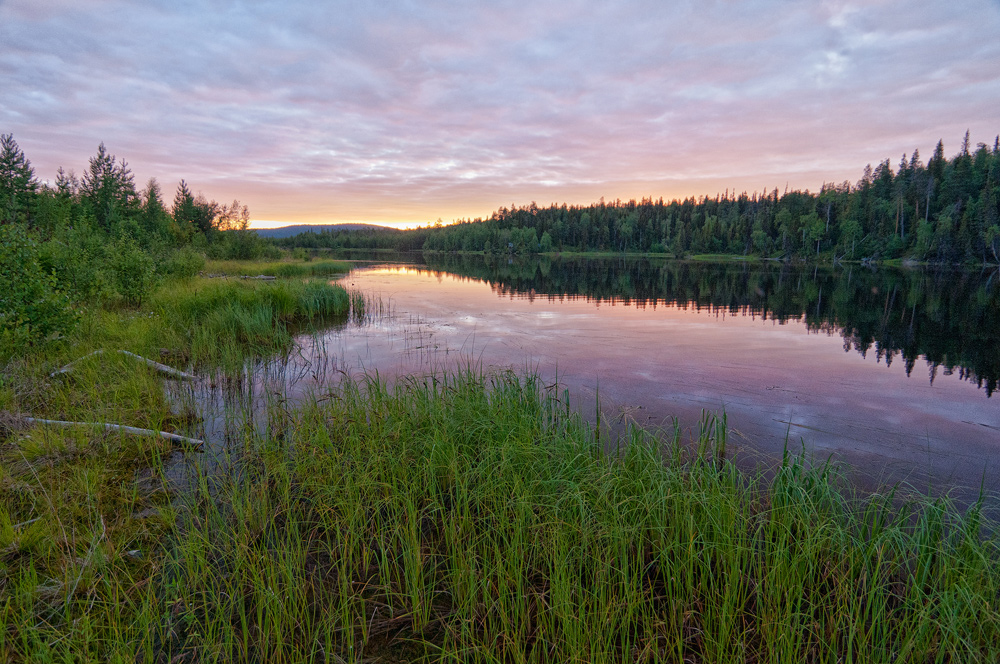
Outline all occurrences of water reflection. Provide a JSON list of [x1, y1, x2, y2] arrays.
[[421, 254, 1000, 396], [171, 254, 1000, 511]]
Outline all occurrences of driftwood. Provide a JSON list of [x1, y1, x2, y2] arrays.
[[50, 349, 198, 381], [23, 417, 204, 451], [241, 275, 276, 281]]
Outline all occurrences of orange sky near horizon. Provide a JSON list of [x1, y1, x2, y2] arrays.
[[3, 1, 998, 233]]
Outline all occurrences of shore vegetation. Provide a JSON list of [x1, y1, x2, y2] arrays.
[[2, 368, 999, 662]]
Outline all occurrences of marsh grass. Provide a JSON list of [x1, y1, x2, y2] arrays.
[[0, 420, 177, 662], [53, 368, 989, 664], [203, 259, 351, 278], [150, 277, 352, 369], [0, 270, 359, 662]]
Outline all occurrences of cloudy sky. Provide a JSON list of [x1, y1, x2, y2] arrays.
[[2, 0, 999, 229]]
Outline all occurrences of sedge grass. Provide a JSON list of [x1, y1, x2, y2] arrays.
[[203, 259, 351, 278], [3, 359, 999, 662], [0, 271, 356, 663], [154, 277, 352, 369], [54, 368, 990, 664]]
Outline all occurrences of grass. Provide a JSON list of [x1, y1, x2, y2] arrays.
[[154, 277, 353, 368], [0, 272, 357, 660], [4, 367, 996, 663], [203, 258, 351, 278]]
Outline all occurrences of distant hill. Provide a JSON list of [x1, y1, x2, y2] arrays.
[[255, 223, 398, 239]]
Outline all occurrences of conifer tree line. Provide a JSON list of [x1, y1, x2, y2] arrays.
[[1, 134, 263, 256], [1, 134, 271, 347], [281, 131, 1000, 263]]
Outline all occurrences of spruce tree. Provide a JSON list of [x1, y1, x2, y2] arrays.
[[81, 143, 137, 233], [0, 133, 38, 225]]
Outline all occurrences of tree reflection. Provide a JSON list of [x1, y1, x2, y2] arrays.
[[421, 254, 1000, 395]]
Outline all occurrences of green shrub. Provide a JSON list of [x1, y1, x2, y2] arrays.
[[222, 229, 266, 260], [0, 225, 77, 353], [108, 237, 157, 307], [162, 246, 205, 280], [37, 224, 109, 301]]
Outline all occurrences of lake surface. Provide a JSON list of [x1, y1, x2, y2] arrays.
[[298, 254, 1000, 506]]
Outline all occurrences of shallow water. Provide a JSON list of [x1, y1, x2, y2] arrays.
[[278, 255, 998, 508], [169, 255, 999, 509]]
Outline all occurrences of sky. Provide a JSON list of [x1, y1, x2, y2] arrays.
[[2, 1, 999, 230]]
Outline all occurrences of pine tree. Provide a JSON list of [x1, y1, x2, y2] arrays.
[[55, 167, 78, 200], [0, 133, 38, 225], [81, 143, 137, 232], [140, 178, 171, 238]]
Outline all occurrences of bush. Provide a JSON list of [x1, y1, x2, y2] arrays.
[[108, 237, 157, 307], [162, 246, 205, 280], [222, 229, 266, 260], [0, 225, 77, 353], [37, 224, 109, 301]]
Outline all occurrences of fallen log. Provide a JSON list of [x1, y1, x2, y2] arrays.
[[23, 417, 204, 451], [50, 349, 198, 381], [241, 274, 276, 280]]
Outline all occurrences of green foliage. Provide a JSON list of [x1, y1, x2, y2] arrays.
[[0, 133, 38, 225], [107, 237, 157, 307], [161, 246, 206, 280], [138, 177, 173, 242], [36, 224, 110, 301], [0, 225, 76, 353], [219, 228, 266, 260], [0, 138, 264, 316], [539, 229, 554, 252], [81, 142, 138, 233]]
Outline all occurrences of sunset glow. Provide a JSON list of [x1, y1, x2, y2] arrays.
[[3, 0, 999, 230]]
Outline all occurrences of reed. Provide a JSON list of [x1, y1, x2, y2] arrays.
[[203, 259, 351, 278], [17, 368, 980, 663], [154, 277, 351, 367]]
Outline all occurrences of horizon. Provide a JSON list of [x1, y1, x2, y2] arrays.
[[3, 1, 999, 231]]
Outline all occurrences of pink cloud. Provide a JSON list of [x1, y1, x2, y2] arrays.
[[1, 0, 997, 228]]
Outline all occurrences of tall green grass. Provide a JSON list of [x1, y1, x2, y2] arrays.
[[47, 368, 988, 664], [203, 259, 350, 278], [152, 278, 351, 368]]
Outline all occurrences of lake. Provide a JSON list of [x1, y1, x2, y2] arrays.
[[286, 254, 1000, 506]]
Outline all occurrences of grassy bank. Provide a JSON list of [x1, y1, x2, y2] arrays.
[[203, 258, 351, 278], [3, 366, 998, 662], [0, 271, 358, 661], [154, 277, 356, 368]]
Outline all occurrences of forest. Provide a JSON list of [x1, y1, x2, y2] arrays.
[[0, 134, 274, 350], [277, 131, 1000, 263], [4, 130, 999, 351]]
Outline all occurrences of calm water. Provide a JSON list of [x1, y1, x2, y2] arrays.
[[297, 254, 1000, 505]]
